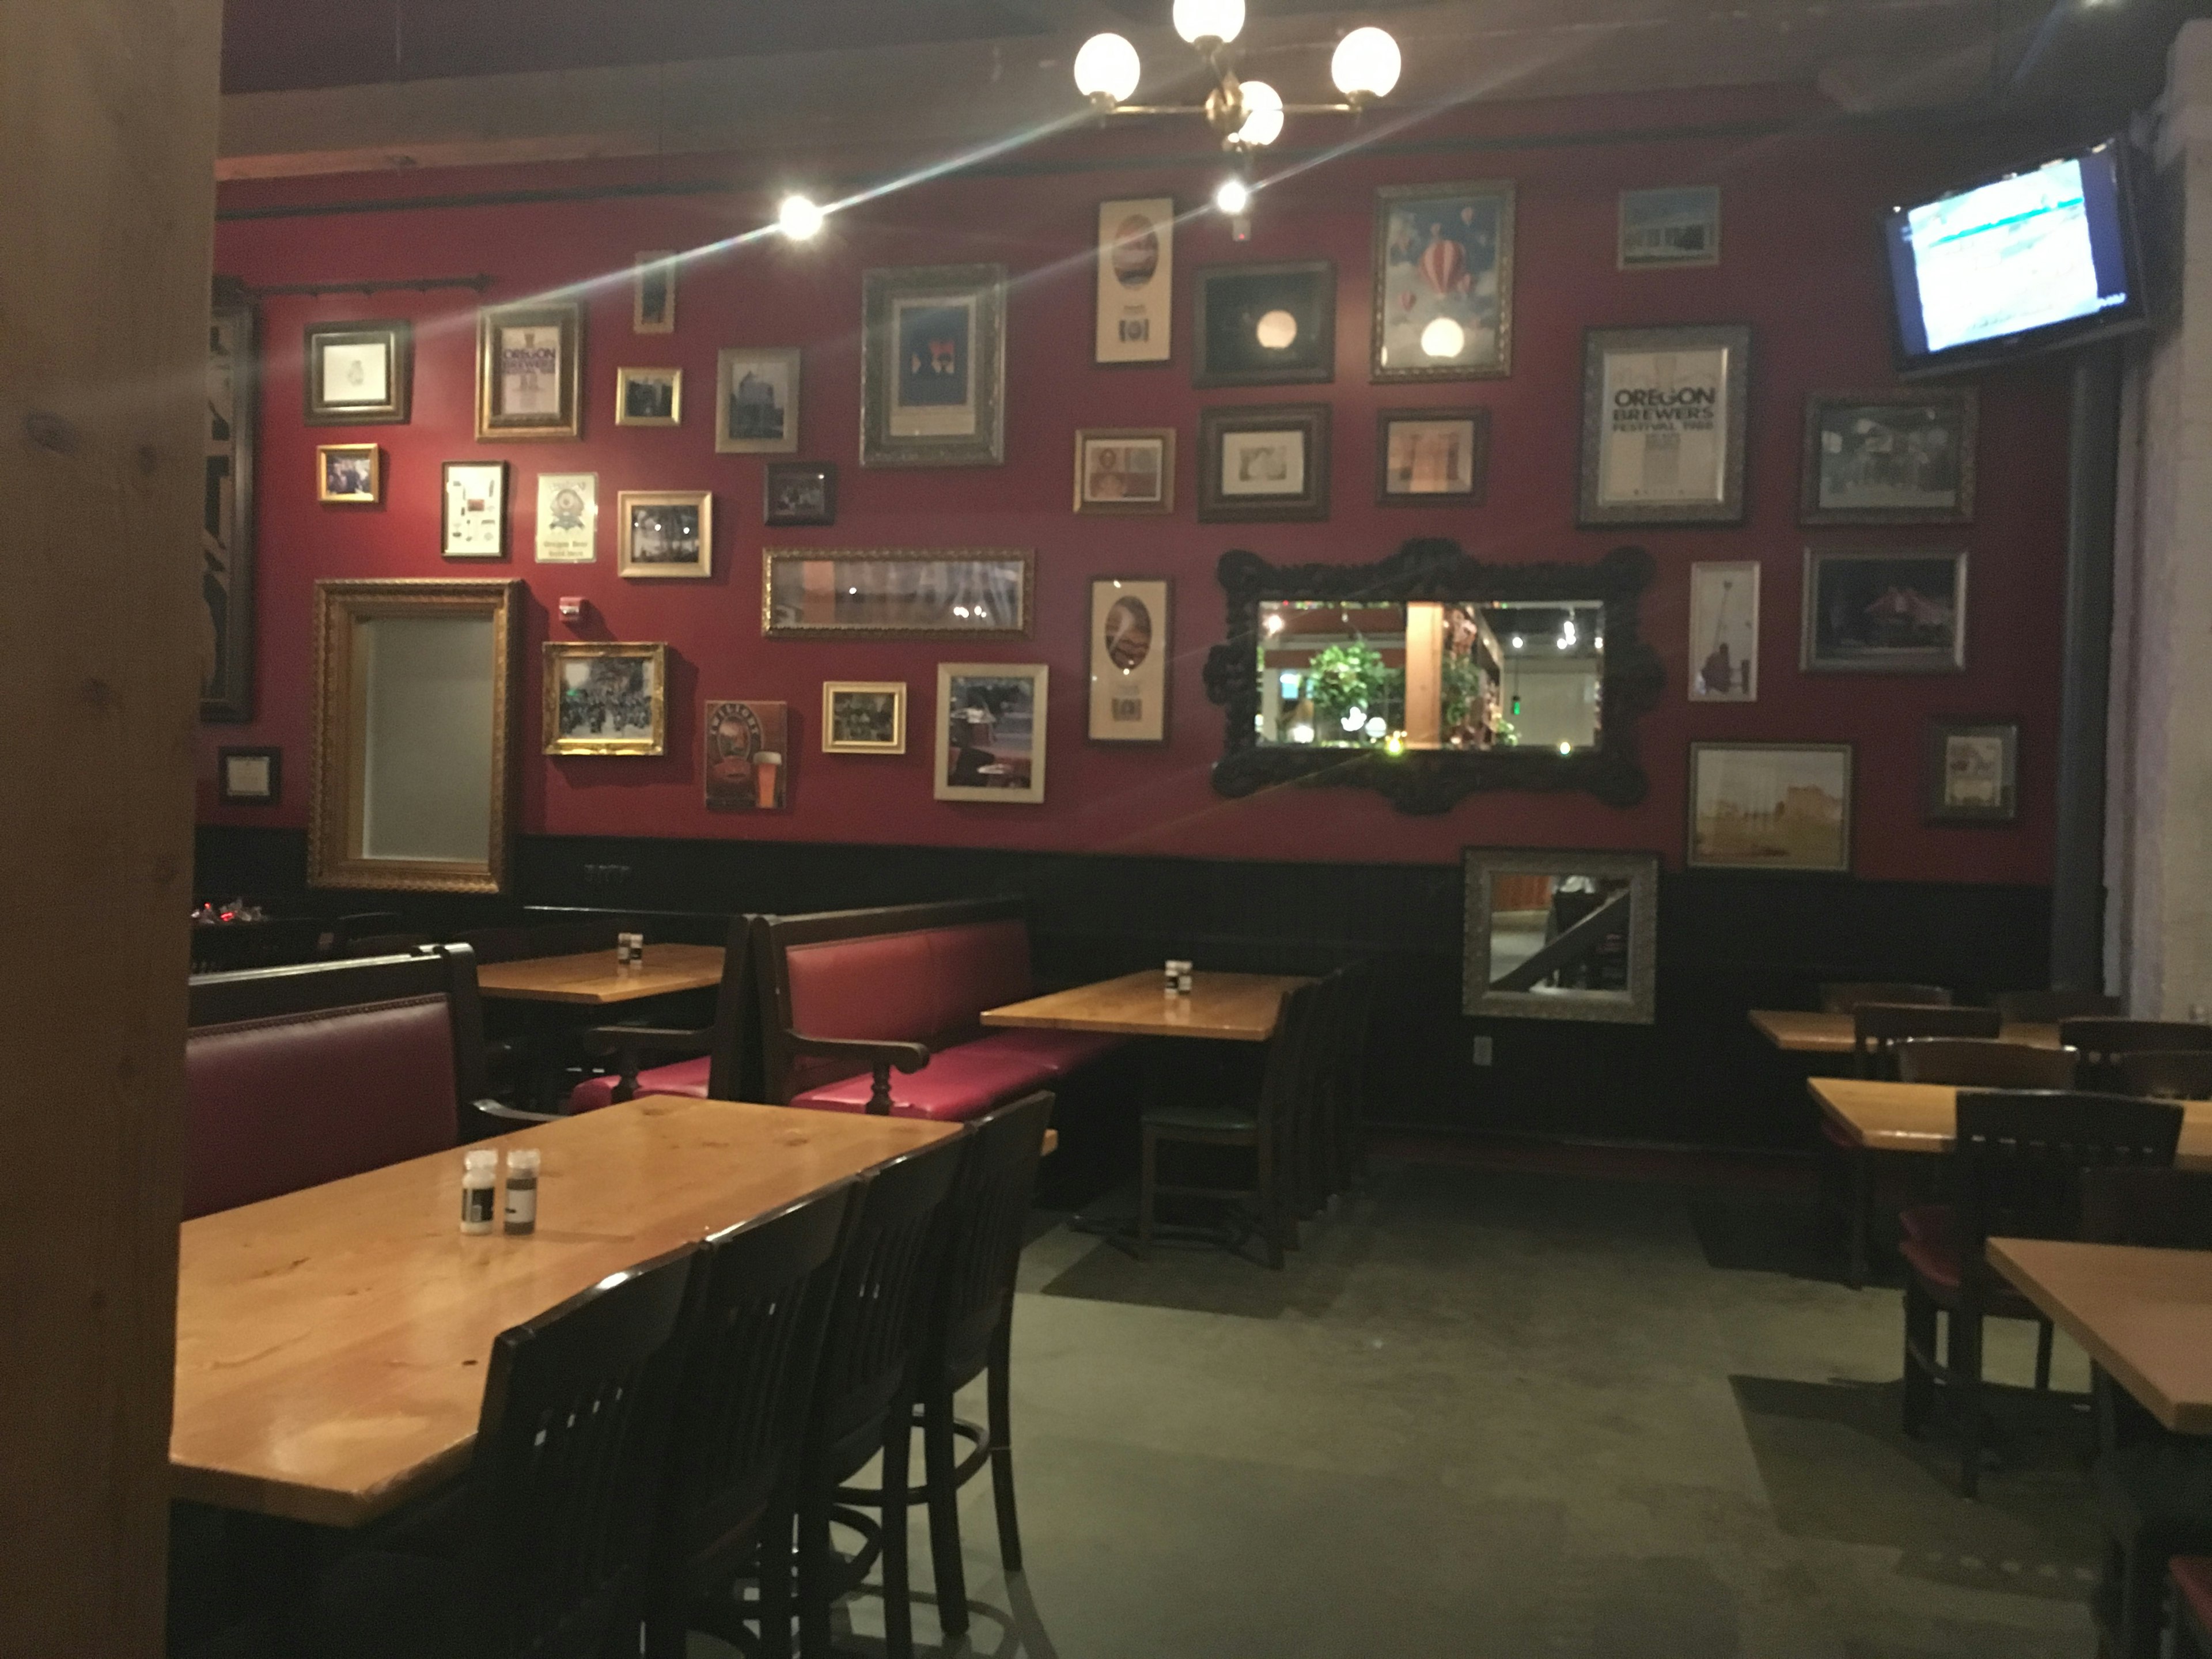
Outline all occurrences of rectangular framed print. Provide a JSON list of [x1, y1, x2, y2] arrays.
[[1579, 324, 1751, 525], [1618, 187, 1722, 270], [763, 550, 1032, 639], [1198, 404, 1330, 522], [1089, 578, 1170, 745], [617, 490, 712, 579], [203, 279, 257, 722], [442, 461, 507, 559], [1688, 560, 1759, 702], [477, 302, 582, 440], [615, 366, 681, 428], [862, 264, 1007, 467], [304, 320, 411, 425], [1377, 409, 1488, 504], [543, 641, 667, 756], [535, 472, 598, 563], [765, 461, 836, 527], [217, 747, 281, 805], [715, 348, 800, 454], [705, 700, 789, 810], [1801, 548, 1967, 673], [1096, 198, 1174, 364], [1194, 261, 1335, 387], [937, 664, 1047, 803], [316, 444, 380, 504], [1925, 719, 2018, 823], [822, 681, 907, 754], [632, 252, 676, 334], [1688, 742, 1853, 873], [1074, 428, 1173, 515], [1372, 181, 1515, 381], [1801, 389, 1978, 525]]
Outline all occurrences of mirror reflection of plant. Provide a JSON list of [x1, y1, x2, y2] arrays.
[[1310, 637, 1396, 737], [1441, 649, 1486, 738]]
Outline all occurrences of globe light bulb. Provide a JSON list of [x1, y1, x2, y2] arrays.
[[1234, 78, 1284, 146], [1331, 25, 1402, 101], [1173, 0, 1245, 47], [1419, 316, 1466, 360], [778, 194, 824, 241], [1073, 33, 1142, 106], [1215, 177, 1252, 217], [1253, 309, 1298, 350]]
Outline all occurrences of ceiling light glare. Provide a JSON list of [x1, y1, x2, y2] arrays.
[[1234, 79, 1284, 147], [1331, 26, 1402, 100], [1173, 0, 1245, 47], [777, 194, 825, 241], [1073, 33, 1142, 105], [1215, 176, 1252, 217]]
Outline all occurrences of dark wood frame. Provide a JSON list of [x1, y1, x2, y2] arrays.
[[1197, 404, 1331, 524], [1086, 576, 1172, 746], [1461, 847, 1658, 1024], [1800, 388, 1978, 526], [1924, 717, 2020, 824], [217, 747, 282, 805], [860, 264, 1007, 468], [441, 459, 509, 559], [1375, 407, 1490, 506], [204, 278, 258, 722], [1073, 427, 1175, 516], [1191, 260, 1336, 388], [302, 319, 412, 426], [764, 461, 837, 527], [1202, 539, 1665, 812]]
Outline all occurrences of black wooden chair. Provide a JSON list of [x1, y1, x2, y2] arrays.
[[1821, 981, 1954, 1013], [1995, 990, 2124, 1024], [1900, 1091, 2182, 1498], [1331, 961, 1378, 1191], [2172, 1557, 2212, 1659], [2062, 1018, 2212, 1091], [2116, 1050, 2212, 1101], [572, 914, 761, 1111], [1893, 1038, 2080, 1090], [1853, 1003, 2003, 1078]]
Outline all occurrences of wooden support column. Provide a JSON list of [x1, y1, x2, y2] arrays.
[[0, 3, 224, 1654]]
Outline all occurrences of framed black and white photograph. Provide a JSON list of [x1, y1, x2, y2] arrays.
[[765, 461, 836, 527], [304, 319, 411, 426], [1074, 429, 1173, 515], [617, 490, 711, 579], [937, 663, 1048, 804], [441, 461, 507, 559], [1618, 187, 1721, 270], [1088, 577, 1171, 745], [1925, 719, 2018, 824], [632, 252, 677, 334], [1194, 261, 1336, 388], [203, 280, 257, 722], [615, 366, 681, 429], [1377, 409, 1488, 504], [218, 747, 281, 806], [862, 264, 1007, 468], [543, 641, 667, 757], [1580, 324, 1749, 525], [1801, 389, 1978, 525], [476, 301, 582, 440], [1096, 197, 1174, 365], [1688, 560, 1759, 702], [1688, 742, 1854, 873], [1198, 404, 1330, 523], [763, 549, 1032, 639], [1801, 548, 1968, 673], [1372, 181, 1515, 381], [316, 444, 380, 505], [821, 681, 907, 755], [716, 348, 800, 454], [535, 472, 597, 563]]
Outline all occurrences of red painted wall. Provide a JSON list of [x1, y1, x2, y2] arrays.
[[201, 86, 2072, 882]]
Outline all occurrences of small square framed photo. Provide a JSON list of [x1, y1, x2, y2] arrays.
[[1193, 261, 1336, 388], [1377, 409, 1488, 505], [1198, 404, 1330, 522], [442, 461, 507, 559], [1801, 547, 1968, 673], [217, 747, 281, 805], [617, 490, 712, 579], [1801, 389, 1978, 525], [1926, 719, 2018, 823], [633, 252, 677, 334], [543, 641, 668, 757], [476, 301, 583, 440], [317, 444, 381, 504], [822, 681, 907, 755], [1618, 187, 1721, 270], [937, 664, 1047, 803], [765, 462, 836, 527], [1089, 577, 1171, 744], [717, 347, 801, 454], [1074, 428, 1173, 515], [615, 366, 682, 428], [304, 320, 411, 425]]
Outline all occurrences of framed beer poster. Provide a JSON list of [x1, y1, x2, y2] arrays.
[[1577, 324, 1749, 526], [704, 700, 789, 811], [476, 301, 582, 440], [1095, 197, 1174, 365]]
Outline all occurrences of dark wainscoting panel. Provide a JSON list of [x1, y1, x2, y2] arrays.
[[194, 825, 2052, 1152]]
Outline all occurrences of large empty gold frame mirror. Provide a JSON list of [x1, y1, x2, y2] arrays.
[[1462, 849, 1658, 1024], [308, 579, 522, 895]]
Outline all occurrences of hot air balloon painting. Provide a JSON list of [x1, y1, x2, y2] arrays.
[[1372, 181, 1516, 381]]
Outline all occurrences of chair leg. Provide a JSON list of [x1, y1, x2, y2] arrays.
[[881, 1402, 916, 1659], [1902, 1278, 1936, 1438], [1257, 1134, 1285, 1271], [1137, 1127, 1158, 1261], [922, 1387, 968, 1641], [2120, 1537, 2169, 1659], [987, 1320, 1024, 1573], [759, 1494, 795, 1659], [798, 1478, 835, 1659], [2034, 1319, 2055, 1392], [1846, 1147, 1871, 1290], [1953, 1305, 1986, 1499]]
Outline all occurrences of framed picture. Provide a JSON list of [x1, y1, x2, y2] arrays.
[[617, 490, 712, 579], [535, 472, 598, 563], [203, 279, 257, 722], [1688, 742, 1853, 873], [1377, 409, 1488, 504], [1801, 389, 1978, 525], [762, 550, 1032, 639], [861, 264, 1008, 467], [1194, 261, 1335, 387], [766, 461, 836, 527], [704, 700, 789, 810], [1688, 560, 1759, 702], [1926, 719, 2019, 824], [1074, 429, 1174, 515], [1801, 548, 1968, 673], [217, 747, 281, 805], [1088, 577, 1171, 745], [543, 641, 667, 757], [1096, 197, 1174, 365], [303, 319, 411, 425], [442, 461, 507, 559], [936, 664, 1047, 804], [1462, 849, 1658, 1025], [822, 681, 907, 755], [715, 348, 800, 454], [615, 366, 682, 428], [476, 301, 582, 440], [1618, 187, 1722, 270], [632, 252, 677, 334], [1578, 324, 1751, 525], [1372, 180, 1515, 381], [1198, 404, 1330, 522], [317, 444, 380, 504]]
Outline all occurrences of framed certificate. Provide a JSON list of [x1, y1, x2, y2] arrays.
[[535, 473, 597, 563], [476, 301, 582, 440], [442, 461, 507, 559], [1095, 198, 1174, 365], [1578, 324, 1750, 526]]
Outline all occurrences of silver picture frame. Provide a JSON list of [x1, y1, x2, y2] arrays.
[[1462, 847, 1658, 1025], [1578, 323, 1751, 527], [861, 264, 1007, 468]]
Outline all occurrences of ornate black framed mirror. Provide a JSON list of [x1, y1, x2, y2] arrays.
[[1202, 539, 1663, 813]]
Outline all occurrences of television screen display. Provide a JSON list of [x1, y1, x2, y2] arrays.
[[1883, 138, 2144, 374]]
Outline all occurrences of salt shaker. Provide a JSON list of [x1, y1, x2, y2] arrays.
[[460, 1150, 498, 1235], [1177, 961, 1195, 996], [503, 1149, 539, 1236], [1164, 959, 1179, 994]]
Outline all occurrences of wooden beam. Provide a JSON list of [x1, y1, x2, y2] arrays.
[[0, 2, 222, 1652]]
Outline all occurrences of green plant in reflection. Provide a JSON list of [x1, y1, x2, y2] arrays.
[[1309, 637, 1402, 743]]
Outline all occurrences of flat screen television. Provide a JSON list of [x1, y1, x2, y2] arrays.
[[1882, 137, 2147, 377]]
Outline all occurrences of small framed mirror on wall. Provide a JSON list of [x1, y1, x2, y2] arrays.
[[307, 578, 522, 895], [1463, 848, 1658, 1025]]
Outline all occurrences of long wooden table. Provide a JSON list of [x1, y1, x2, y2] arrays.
[[1750, 1009, 2063, 1055], [172, 1096, 954, 1527], [1988, 1239, 2212, 1434], [982, 969, 1313, 1043], [474, 944, 724, 1005], [1812, 1077, 2212, 1168]]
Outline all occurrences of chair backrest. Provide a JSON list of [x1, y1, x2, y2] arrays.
[[1821, 982, 1953, 1014], [2061, 1018, 2212, 1066], [187, 915, 325, 975], [705, 914, 762, 1103], [460, 921, 623, 967], [336, 931, 436, 959], [462, 1246, 696, 1659], [1952, 1091, 2184, 1271], [1995, 990, 2124, 1024], [931, 1094, 1055, 1392], [1257, 982, 1329, 1145], [2081, 1167, 2212, 1249], [2115, 1050, 2212, 1101], [1894, 1037, 2080, 1091], [1852, 1003, 2001, 1077]]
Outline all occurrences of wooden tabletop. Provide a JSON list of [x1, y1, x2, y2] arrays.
[[982, 969, 1313, 1043], [474, 944, 724, 1004], [1811, 1077, 2212, 1169], [172, 1096, 955, 1526], [1988, 1239, 2212, 1434], [1749, 1009, 2063, 1055]]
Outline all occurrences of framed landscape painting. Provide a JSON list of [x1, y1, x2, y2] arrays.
[[936, 664, 1047, 804], [1688, 743, 1853, 873], [1371, 180, 1515, 381], [1801, 548, 1967, 673], [861, 264, 1007, 467], [1618, 187, 1721, 270], [1801, 390, 1977, 525]]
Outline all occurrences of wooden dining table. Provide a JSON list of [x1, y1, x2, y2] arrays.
[[1749, 1009, 2063, 1055], [171, 1096, 955, 1527], [1811, 1077, 2212, 1169], [982, 969, 1313, 1043], [473, 942, 725, 1005], [1988, 1238, 2212, 1434]]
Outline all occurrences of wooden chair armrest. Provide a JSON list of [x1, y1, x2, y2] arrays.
[[785, 1032, 931, 1116]]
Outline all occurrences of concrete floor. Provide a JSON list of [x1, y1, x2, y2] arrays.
[[697, 1161, 2106, 1658]]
